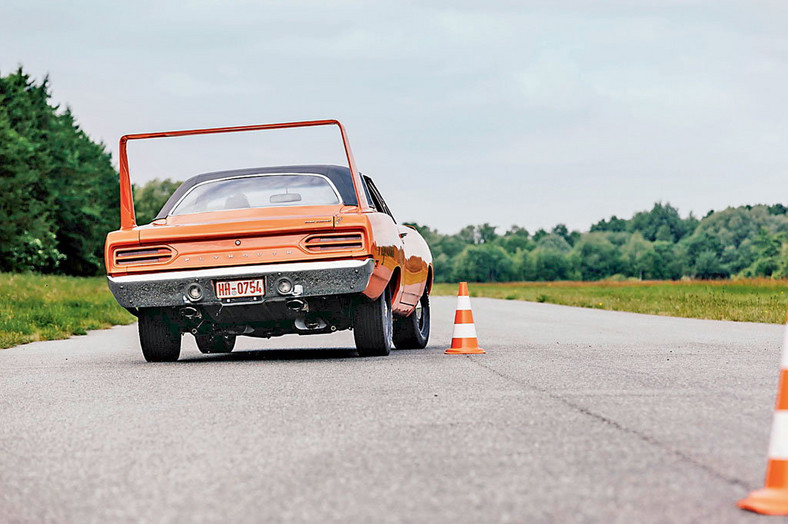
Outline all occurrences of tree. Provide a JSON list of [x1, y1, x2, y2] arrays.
[[694, 250, 728, 279], [769, 204, 788, 215], [477, 223, 498, 244], [681, 230, 724, 272], [591, 215, 627, 233], [536, 234, 571, 253], [456, 225, 478, 245], [403, 203, 788, 284], [498, 225, 531, 252], [529, 248, 575, 281], [571, 233, 625, 280], [433, 253, 454, 283], [0, 68, 119, 275], [133, 179, 181, 225], [0, 105, 62, 271], [621, 232, 651, 278], [453, 244, 515, 282], [739, 228, 784, 277], [628, 202, 695, 242], [48, 108, 120, 275], [532, 228, 548, 243], [551, 223, 580, 246]]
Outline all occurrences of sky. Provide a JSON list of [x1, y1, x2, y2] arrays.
[[2, 0, 787, 234]]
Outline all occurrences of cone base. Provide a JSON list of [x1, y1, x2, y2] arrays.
[[445, 348, 486, 354], [738, 488, 788, 515]]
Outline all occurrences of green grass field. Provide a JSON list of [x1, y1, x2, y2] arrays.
[[2, 275, 787, 350], [0, 273, 136, 349], [433, 279, 788, 324]]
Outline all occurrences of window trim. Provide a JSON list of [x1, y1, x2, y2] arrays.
[[362, 175, 396, 222]]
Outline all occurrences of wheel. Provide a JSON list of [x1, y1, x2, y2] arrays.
[[138, 309, 181, 362], [353, 287, 393, 357], [393, 292, 430, 349], [195, 333, 236, 354]]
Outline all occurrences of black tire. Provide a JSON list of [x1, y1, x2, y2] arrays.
[[393, 292, 430, 349], [195, 333, 236, 354], [353, 287, 393, 357], [138, 309, 181, 362]]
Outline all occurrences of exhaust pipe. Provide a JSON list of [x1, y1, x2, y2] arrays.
[[286, 299, 308, 312], [180, 307, 202, 320], [294, 317, 328, 331]]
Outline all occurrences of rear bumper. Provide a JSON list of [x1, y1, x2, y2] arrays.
[[107, 258, 375, 309]]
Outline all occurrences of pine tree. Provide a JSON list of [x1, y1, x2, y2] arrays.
[[0, 67, 119, 275]]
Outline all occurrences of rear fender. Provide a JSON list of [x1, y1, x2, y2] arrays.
[[363, 264, 392, 301], [363, 265, 408, 314]]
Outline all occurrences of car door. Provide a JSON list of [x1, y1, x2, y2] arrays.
[[363, 175, 422, 308]]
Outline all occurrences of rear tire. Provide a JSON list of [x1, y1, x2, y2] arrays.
[[393, 292, 430, 349], [195, 333, 236, 354], [353, 287, 393, 357], [138, 309, 181, 362]]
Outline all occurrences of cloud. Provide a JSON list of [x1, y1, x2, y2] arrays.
[[155, 72, 258, 98], [2, 1, 788, 233]]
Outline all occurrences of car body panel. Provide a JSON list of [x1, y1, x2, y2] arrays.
[[104, 119, 432, 340]]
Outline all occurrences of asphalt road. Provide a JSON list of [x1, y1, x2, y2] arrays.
[[1, 296, 785, 523]]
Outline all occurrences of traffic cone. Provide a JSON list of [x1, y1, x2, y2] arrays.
[[445, 282, 485, 355], [738, 312, 788, 515]]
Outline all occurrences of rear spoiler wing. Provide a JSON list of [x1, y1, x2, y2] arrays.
[[117, 119, 369, 230]]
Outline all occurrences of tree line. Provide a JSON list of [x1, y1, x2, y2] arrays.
[[406, 202, 788, 282], [0, 68, 119, 275], [4, 68, 788, 282]]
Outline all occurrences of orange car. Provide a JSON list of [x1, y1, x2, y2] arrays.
[[104, 120, 433, 362]]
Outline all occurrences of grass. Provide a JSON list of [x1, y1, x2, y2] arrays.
[[0, 273, 136, 349], [3, 274, 787, 350], [433, 279, 788, 324]]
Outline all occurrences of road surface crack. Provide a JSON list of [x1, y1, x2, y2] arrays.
[[465, 356, 749, 489]]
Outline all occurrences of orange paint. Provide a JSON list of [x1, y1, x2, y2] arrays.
[[105, 120, 432, 315], [778, 370, 788, 411], [738, 313, 788, 515], [454, 309, 475, 324], [766, 460, 788, 490], [445, 282, 485, 355]]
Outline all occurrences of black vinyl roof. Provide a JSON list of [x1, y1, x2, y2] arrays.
[[155, 165, 357, 219]]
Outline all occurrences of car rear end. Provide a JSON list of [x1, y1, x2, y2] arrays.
[[105, 170, 378, 343]]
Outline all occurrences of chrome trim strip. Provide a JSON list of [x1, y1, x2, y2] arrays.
[[109, 258, 373, 284]]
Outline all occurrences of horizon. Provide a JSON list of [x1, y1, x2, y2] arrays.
[[409, 200, 784, 236], [3, 1, 786, 235]]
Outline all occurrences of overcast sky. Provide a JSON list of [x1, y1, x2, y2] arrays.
[[2, 1, 787, 233]]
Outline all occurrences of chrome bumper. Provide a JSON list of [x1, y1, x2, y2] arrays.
[[107, 258, 375, 309]]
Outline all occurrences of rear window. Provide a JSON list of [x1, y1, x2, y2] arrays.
[[169, 174, 341, 216]]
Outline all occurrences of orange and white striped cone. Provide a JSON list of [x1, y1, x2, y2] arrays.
[[739, 312, 788, 515], [445, 282, 485, 355]]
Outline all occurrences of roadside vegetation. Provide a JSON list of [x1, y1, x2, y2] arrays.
[[0, 273, 135, 349], [0, 69, 120, 276], [3, 67, 788, 349], [433, 279, 788, 324], [409, 202, 788, 284]]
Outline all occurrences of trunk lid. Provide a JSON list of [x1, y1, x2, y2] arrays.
[[138, 205, 344, 243]]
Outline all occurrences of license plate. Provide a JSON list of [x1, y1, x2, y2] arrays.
[[214, 278, 265, 299]]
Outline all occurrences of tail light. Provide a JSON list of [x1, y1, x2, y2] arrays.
[[114, 246, 174, 266], [303, 233, 364, 252]]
